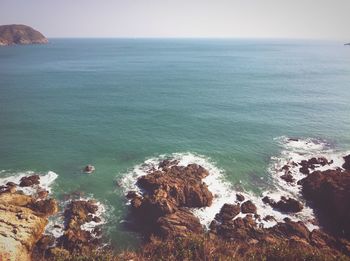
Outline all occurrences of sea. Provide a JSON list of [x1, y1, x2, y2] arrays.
[[0, 39, 350, 248]]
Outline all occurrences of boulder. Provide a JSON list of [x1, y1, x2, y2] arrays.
[[343, 154, 350, 171], [241, 200, 257, 214], [84, 165, 95, 174], [215, 203, 240, 221], [157, 208, 203, 238], [299, 169, 350, 238], [280, 172, 295, 183], [128, 162, 212, 238], [28, 198, 59, 217], [236, 193, 245, 202], [19, 175, 40, 187], [0, 193, 49, 261], [262, 196, 303, 213]]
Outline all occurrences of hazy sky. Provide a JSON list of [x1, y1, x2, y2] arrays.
[[0, 0, 349, 39]]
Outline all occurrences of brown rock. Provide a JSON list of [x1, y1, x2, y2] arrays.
[[343, 154, 350, 171], [128, 162, 212, 239], [19, 175, 40, 187], [84, 165, 95, 174], [28, 198, 59, 217], [0, 193, 49, 261], [236, 193, 245, 202], [215, 203, 240, 221], [157, 208, 203, 238], [299, 169, 350, 238], [280, 172, 295, 183], [263, 196, 303, 213], [241, 200, 257, 214]]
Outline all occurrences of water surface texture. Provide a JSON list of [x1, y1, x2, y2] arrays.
[[1, 39, 350, 247]]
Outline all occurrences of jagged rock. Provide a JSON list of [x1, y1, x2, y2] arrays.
[[19, 175, 40, 187], [128, 162, 212, 238], [343, 154, 350, 171], [236, 193, 245, 202], [270, 218, 310, 240], [0, 193, 49, 261], [262, 196, 303, 213], [215, 203, 240, 221], [280, 172, 295, 183], [28, 198, 59, 216], [299, 169, 350, 238], [157, 208, 203, 238], [56, 199, 101, 254], [241, 200, 257, 214], [298, 157, 332, 175]]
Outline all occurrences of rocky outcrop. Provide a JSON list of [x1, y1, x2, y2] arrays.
[[214, 203, 240, 222], [262, 196, 303, 213], [33, 199, 103, 259], [299, 169, 350, 238], [343, 154, 350, 171], [127, 161, 213, 238], [58, 200, 101, 253], [240, 200, 257, 214], [210, 204, 350, 258], [0, 24, 48, 46], [298, 157, 332, 175], [0, 192, 57, 261]]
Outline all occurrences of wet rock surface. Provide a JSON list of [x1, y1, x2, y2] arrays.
[[127, 161, 213, 238], [299, 169, 350, 238], [262, 196, 303, 213], [240, 200, 257, 214], [343, 154, 350, 171]]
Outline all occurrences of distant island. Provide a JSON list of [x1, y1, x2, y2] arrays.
[[345, 43, 350, 46], [0, 24, 48, 46]]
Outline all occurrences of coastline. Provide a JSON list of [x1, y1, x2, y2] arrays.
[[1, 136, 350, 260]]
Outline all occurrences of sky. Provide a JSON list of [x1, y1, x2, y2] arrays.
[[0, 0, 349, 40]]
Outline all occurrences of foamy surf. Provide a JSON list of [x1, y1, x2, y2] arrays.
[[119, 142, 349, 231], [45, 196, 107, 239], [119, 152, 285, 229], [265, 136, 350, 229], [0, 170, 58, 195]]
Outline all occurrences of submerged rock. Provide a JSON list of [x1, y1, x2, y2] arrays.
[[84, 165, 95, 174]]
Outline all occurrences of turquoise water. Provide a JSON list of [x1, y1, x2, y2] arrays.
[[1, 39, 350, 247]]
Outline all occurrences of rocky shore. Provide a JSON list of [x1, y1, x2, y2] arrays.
[[0, 174, 104, 260], [124, 155, 350, 259], [1, 151, 350, 260]]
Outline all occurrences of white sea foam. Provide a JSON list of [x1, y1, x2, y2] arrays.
[[0, 170, 58, 195], [119, 152, 282, 228], [45, 196, 107, 239], [119, 141, 349, 231], [266, 136, 350, 230]]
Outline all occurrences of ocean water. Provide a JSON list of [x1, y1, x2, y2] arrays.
[[1, 39, 350, 248]]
